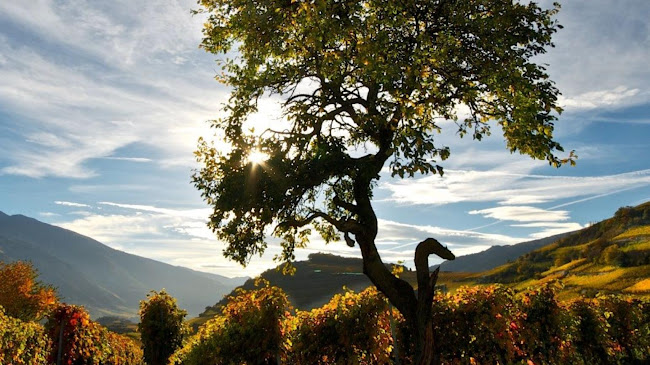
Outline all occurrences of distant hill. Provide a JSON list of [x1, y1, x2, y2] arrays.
[[191, 253, 419, 328], [435, 232, 572, 272], [0, 211, 246, 319], [192, 231, 579, 327], [438, 201, 650, 299], [196, 232, 573, 321]]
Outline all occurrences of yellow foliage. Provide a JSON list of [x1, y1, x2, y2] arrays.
[[621, 240, 650, 252], [563, 269, 626, 288], [0, 261, 58, 321], [624, 279, 650, 293], [614, 225, 650, 240]]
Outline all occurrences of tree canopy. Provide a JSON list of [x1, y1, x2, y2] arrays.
[[0, 261, 58, 322], [194, 0, 573, 265]]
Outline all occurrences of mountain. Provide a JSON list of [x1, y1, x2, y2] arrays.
[[435, 232, 572, 272], [0, 212, 247, 319], [438, 202, 650, 299]]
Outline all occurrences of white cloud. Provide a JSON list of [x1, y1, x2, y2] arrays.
[[39, 212, 60, 217], [58, 214, 163, 242], [381, 168, 650, 207], [98, 201, 210, 220], [469, 206, 569, 223], [559, 87, 643, 110], [100, 157, 152, 163], [0, 1, 229, 178], [55, 201, 91, 208], [518, 223, 586, 239]]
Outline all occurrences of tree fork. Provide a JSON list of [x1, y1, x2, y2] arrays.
[[413, 238, 455, 365]]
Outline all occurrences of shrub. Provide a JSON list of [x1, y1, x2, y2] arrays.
[[518, 284, 577, 364], [45, 304, 143, 365], [138, 290, 188, 365], [430, 285, 522, 364], [594, 295, 650, 363], [287, 287, 394, 364], [569, 299, 613, 364], [171, 281, 290, 365], [0, 306, 49, 365]]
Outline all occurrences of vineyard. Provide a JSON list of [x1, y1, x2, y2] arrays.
[[0, 304, 143, 365], [170, 282, 650, 365], [2, 262, 650, 364], [0, 261, 143, 365]]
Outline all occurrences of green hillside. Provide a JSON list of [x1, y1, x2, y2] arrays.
[[437, 201, 650, 300]]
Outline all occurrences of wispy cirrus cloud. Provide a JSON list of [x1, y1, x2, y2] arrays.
[[100, 157, 152, 163], [559, 86, 644, 110], [468, 206, 570, 223], [512, 222, 585, 239], [98, 201, 210, 219], [381, 169, 650, 207], [55, 201, 91, 208], [0, 1, 228, 179]]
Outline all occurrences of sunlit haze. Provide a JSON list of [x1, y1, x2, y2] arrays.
[[247, 150, 270, 165]]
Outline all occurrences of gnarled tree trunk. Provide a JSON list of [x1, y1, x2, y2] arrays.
[[413, 238, 454, 364], [358, 234, 454, 365]]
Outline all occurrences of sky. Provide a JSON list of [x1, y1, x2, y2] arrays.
[[0, 0, 649, 277]]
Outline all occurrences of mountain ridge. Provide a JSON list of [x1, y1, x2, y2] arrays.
[[0, 211, 247, 319], [435, 232, 572, 272]]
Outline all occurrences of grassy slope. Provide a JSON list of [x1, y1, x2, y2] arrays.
[[436, 201, 650, 301]]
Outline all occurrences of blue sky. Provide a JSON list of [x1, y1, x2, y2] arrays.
[[0, 0, 649, 277]]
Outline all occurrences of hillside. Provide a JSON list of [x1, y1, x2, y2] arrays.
[[195, 231, 574, 322], [437, 202, 650, 299], [191, 253, 420, 328], [0, 211, 246, 319]]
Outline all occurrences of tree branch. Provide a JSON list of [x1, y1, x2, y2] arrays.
[[333, 194, 359, 214], [277, 211, 362, 235]]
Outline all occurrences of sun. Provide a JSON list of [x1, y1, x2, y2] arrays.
[[247, 150, 269, 165]]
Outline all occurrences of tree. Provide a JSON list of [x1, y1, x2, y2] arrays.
[[138, 290, 187, 365], [192, 0, 574, 363], [0, 261, 58, 322]]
